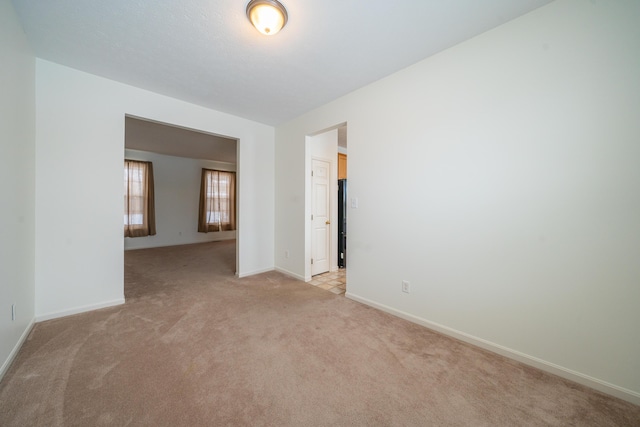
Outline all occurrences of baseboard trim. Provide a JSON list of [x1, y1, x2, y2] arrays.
[[238, 267, 274, 278], [274, 267, 305, 281], [36, 298, 125, 322], [0, 318, 35, 382], [345, 292, 640, 406], [125, 238, 236, 252]]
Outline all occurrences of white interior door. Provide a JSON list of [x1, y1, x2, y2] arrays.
[[311, 159, 330, 275]]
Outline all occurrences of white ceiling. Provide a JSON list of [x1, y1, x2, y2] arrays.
[[12, 0, 552, 126]]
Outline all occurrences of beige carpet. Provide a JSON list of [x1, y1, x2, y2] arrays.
[[0, 240, 638, 426]]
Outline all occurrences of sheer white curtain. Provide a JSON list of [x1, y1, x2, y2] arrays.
[[124, 160, 156, 237], [198, 169, 236, 232]]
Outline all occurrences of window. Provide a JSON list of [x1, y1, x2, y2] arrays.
[[124, 160, 156, 237], [198, 169, 236, 232]]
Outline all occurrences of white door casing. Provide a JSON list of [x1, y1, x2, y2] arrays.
[[311, 158, 330, 275]]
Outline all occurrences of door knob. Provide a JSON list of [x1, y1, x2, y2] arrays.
[[326, 220, 331, 224]]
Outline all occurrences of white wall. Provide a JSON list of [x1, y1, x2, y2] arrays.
[[0, 0, 36, 378], [35, 60, 274, 320], [124, 149, 236, 251], [275, 0, 640, 403]]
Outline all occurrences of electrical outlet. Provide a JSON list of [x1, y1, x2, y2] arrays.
[[402, 280, 410, 293], [285, 250, 289, 259], [11, 304, 16, 321]]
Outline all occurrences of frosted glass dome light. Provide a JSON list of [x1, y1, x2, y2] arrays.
[[246, 0, 288, 35]]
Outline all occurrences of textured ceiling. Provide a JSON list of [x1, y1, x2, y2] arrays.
[[12, 0, 552, 126]]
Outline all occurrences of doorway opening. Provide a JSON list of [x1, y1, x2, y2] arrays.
[[123, 115, 239, 296], [305, 123, 348, 295]]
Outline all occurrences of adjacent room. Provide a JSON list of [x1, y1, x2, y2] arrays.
[[124, 116, 238, 252], [1, 0, 639, 424], [123, 116, 240, 299]]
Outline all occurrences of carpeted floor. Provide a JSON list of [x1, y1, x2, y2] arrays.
[[0, 240, 638, 426]]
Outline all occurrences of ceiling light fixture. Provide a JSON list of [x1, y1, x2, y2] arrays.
[[246, 0, 288, 36]]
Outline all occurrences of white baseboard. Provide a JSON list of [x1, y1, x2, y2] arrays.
[[274, 267, 306, 281], [345, 292, 640, 406], [125, 237, 236, 252], [238, 267, 274, 278], [36, 298, 125, 322], [0, 318, 35, 382]]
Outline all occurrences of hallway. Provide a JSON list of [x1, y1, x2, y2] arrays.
[[308, 269, 346, 295]]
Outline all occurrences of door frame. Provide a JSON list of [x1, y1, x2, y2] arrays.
[[304, 124, 344, 281]]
